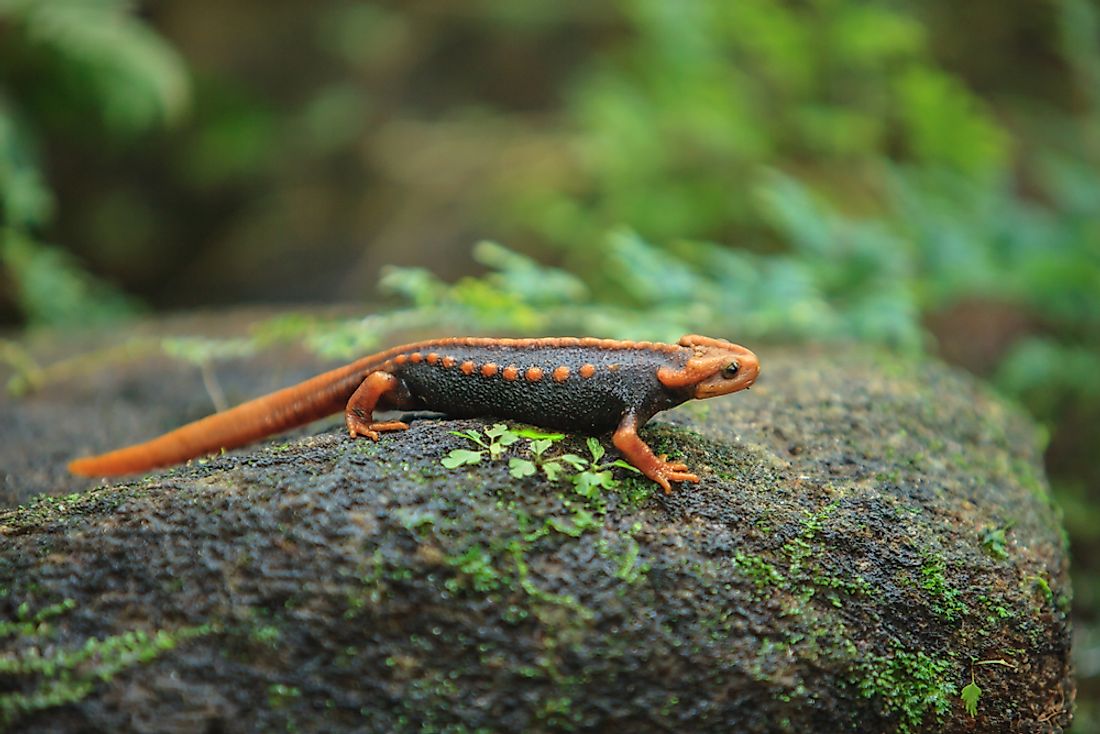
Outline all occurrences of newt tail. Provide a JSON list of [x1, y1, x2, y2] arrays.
[[69, 335, 759, 492]]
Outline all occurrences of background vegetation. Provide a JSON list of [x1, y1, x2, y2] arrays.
[[2, 0, 1098, 727]]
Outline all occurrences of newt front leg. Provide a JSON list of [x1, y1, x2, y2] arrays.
[[612, 412, 699, 494]]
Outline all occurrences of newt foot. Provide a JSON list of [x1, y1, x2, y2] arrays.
[[652, 454, 700, 494], [345, 414, 409, 441]]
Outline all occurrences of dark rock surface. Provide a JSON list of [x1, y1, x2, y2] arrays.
[[0, 327, 1073, 732]]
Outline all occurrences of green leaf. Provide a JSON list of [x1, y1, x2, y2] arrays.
[[587, 437, 606, 463], [546, 516, 586, 538], [980, 526, 1010, 560], [497, 431, 520, 447], [574, 469, 615, 498], [530, 439, 553, 457], [485, 423, 510, 439], [449, 430, 487, 448], [541, 461, 564, 482], [608, 459, 642, 473], [559, 453, 589, 470], [512, 427, 566, 441], [441, 449, 484, 469], [961, 680, 981, 717], [508, 458, 537, 479]]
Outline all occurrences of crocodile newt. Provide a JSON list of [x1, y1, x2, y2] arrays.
[[68, 334, 759, 492]]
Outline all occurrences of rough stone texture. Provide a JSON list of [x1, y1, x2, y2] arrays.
[[0, 325, 1074, 733]]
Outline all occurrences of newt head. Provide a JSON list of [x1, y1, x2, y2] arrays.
[[657, 334, 760, 397]]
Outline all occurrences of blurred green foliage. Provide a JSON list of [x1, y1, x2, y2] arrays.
[[506, 0, 1012, 248], [0, 0, 188, 325]]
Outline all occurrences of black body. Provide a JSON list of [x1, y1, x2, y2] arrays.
[[393, 344, 693, 432]]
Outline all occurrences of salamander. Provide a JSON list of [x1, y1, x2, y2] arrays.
[[68, 334, 760, 492]]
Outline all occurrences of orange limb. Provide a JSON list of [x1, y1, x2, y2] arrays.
[[612, 412, 699, 494], [344, 371, 410, 440]]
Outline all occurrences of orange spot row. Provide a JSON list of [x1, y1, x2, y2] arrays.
[[394, 353, 602, 382]]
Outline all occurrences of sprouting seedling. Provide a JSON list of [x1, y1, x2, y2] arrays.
[[507, 428, 576, 481], [441, 423, 520, 468], [571, 437, 641, 499], [442, 424, 642, 498], [961, 658, 1017, 718], [509, 437, 557, 480], [960, 670, 981, 717], [980, 522, 1014, 560]]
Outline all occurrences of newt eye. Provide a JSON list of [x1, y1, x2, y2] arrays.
[[722, 362, 740, 379]]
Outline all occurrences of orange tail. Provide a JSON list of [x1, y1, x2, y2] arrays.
[[68, 356, 383, 477]]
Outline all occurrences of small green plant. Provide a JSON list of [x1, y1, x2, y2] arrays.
[[1030, 575, 1054, 604], [441, 423, 520, 468], [960, 673, 981, 717], [569, 437, 643, 498], [733, 552, 785, 590], [435, 422, 654, 605], [853, 646, 955, 733], [980, 523, 1013, 560], [442, 425, 642, 496], [960, 658, 1017, 718]]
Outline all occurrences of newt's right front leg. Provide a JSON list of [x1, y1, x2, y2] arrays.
[[612, 412, 699, 494], [344, 371, 412, 440]]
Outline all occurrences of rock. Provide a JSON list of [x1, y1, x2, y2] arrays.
[[0, 341, 1073, 732]]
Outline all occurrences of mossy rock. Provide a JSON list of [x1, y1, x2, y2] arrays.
[[0, 340, 1073, 732]]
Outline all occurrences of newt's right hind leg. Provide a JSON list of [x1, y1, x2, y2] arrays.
[[344, 371, 411, 440]]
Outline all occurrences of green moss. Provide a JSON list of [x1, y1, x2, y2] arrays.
[[613, 475, 656, 508], [780, 502, 837, 575], [0, 488, 133, 533], [0, 614, 213, 728], [853, 647, 956, 733], [509, 541, 593, 621], [250, 624, 283, 648], [919, 556, 968, 622], [0, 597, 75, 638], [733, 551, 785, 589], [980, 525, 1012, 560], [612, 536, 649, 584], [267, 683, 302, 708], [446, 545, 506, 593], [1030, 575, 1054, 604]]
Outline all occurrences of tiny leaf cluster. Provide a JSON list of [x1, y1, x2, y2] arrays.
[[441, 424, 641, 494]]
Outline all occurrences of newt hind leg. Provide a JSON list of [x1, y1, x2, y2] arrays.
[[345, 371, 412, 441], [612, 412, 699, 494]]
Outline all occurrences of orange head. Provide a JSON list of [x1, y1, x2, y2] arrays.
[[658, 334, 760, 397]]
